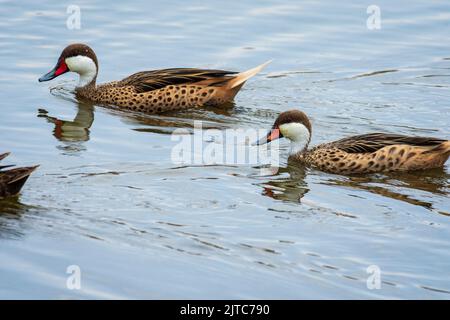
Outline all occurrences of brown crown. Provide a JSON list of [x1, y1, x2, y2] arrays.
[[273, 109, 312, 134], [58, 43, 98, 69]]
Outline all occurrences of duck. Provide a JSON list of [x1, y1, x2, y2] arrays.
[[257, 109, 450, 174], [0, 153, 39, 199], [39, 43, 270, 114]]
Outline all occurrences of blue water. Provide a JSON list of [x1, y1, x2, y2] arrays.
[[0, 0, 449, 299]]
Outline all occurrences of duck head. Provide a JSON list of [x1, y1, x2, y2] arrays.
[[39, 43, 98, 87], [257, 109, 312, 154]]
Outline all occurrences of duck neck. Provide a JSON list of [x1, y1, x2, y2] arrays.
[[78, 73, 97, 88], [75, 76, 97, 100], [289, 134, 310, 156], [65, 55, 98, 88]]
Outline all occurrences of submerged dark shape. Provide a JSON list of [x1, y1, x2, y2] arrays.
[[0, 153, 38, 199]]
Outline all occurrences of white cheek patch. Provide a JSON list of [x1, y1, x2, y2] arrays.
[[65, 55, 97, 87], [279, 122, 310, 155]]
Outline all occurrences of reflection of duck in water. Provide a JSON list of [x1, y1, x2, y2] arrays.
[[261, 162, 449, 214], [39, 43, 270, 113], [38, 101, 94, 142], [111, 101, 238, 135], [324, 168, 450, 212], [261, 162, 309, 203], [258, 110, 450, 174], [0, 153, 38, 199]]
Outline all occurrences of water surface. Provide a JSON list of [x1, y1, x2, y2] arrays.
[[0, 0, 449, 299]]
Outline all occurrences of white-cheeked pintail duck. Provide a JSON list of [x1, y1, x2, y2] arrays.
[[257, 110, 450, 174], [39, 43, 270, 113], [0, 152, 38, 199]]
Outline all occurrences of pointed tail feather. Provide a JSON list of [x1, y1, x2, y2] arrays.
[[423, 141, 450, 167], [7, 165, 39, 184], [444, 141, 450, 152], [426, 140, 450, 154], [440, 141, 450, 156], [228, 60, 272, 89], [2, 165, 39, 197], [0, 152, 10, 161]]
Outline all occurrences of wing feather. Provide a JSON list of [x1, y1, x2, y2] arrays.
[[332, 133, 447, 153], [118, 68, 237, 93]]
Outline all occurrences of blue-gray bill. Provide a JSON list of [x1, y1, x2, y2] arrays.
[[38, 60, 69, 82]]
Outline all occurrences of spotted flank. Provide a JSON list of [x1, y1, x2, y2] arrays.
[[81, 73, 235, 113], [39, 43, 270, 114], [303, 137, 450, 174]]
